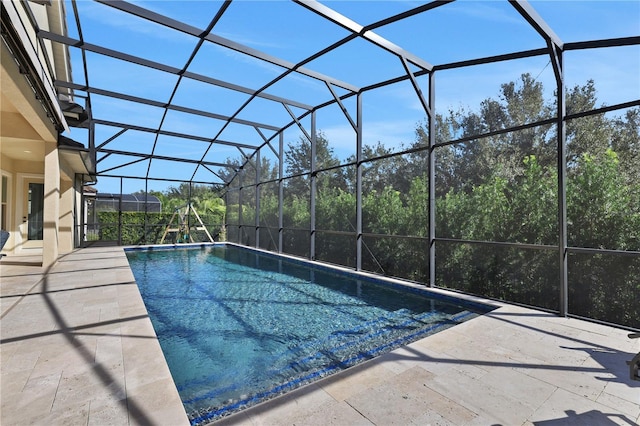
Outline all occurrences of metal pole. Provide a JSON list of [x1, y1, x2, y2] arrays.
[[224, 190, 228, 241], [78, 175, 85, 248], [278, 132, 284, 253], [188, 181, 192, 242], [238, 170, 243, 245], [255, 150, 261, 249], [118, 177, 123, 245], [310, 111, 317, 260], [144, 178, 148, 244], [89, 105, 96, 173], [356, 92, 363, 271], [556, 51, 568, 316], [428, 71, 436, 287]]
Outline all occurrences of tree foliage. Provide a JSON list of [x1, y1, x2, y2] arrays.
[[227, 73, 639, 328], [97, 184, 227, 244]]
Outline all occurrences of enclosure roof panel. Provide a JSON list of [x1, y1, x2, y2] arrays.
[[33, 0, 639, 190]]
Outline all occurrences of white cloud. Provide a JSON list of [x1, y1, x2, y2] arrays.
[[435, 58, 557, 112], [79, 1, 190, 42], [565, 47, 640, 107], [447, 1, 528, 27]]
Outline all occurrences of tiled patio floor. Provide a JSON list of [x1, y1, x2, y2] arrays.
[[1, 246, 638, 425], [1, 247, 187, 426]]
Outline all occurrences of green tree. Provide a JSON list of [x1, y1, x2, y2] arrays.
[[285, 132, 346, 196], [568, 149, 639, 250], [344, 142, 415, 195], [217, 74, 640, 328], [610, 108, 640, 185], [567, 149, 639, 327], [436, 156, 561, 309], [565, 80, 613, 167]]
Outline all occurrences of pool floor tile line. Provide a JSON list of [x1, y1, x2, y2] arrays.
[[2, 246, 639, 426]]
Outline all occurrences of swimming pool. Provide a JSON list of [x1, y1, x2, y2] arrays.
[[126, 244, 494, 425]]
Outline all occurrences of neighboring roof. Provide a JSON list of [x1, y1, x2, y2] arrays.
[[96, 193, 162, 204]]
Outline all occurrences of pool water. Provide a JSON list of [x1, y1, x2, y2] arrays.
[[126, 244, 493, 425]]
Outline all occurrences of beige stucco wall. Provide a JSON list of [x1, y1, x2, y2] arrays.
[[58, 160, 77, 255], [11, 159, 44, 175], [42, 141, 60, 268], [0, 151, 46, 255], [0, 48, 57, 144], [1, 147, 83, 263], [0, 0, 87, 266]]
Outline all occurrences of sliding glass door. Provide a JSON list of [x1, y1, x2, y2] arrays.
[[27, 182, 44, 240]]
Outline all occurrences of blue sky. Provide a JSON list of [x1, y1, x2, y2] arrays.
[[63, 1, 640, 194]]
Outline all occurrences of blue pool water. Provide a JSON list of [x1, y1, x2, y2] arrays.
[[126, 244, 493, 424]]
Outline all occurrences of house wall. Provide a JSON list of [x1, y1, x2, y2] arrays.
[[58, 160, 77, 255], [42, 140, 60, 267], [0, 143, 81, 262], [1, 0, 84, 268]]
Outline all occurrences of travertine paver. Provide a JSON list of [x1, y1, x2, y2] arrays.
[[218, 305, 639, 425], [0, 247, 189, 426], [2, 247, 639, 426]]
